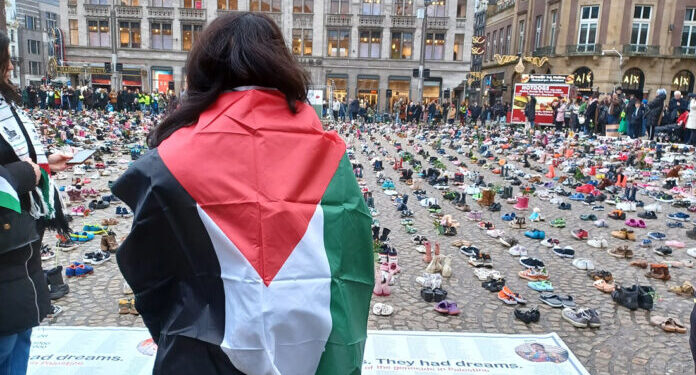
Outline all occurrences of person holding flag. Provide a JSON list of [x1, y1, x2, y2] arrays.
[[112, 13, 374, 375]]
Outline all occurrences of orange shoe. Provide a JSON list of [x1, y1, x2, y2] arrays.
[[502, 286, 527, 304], [497, 290, 517, 305], [518, 268, 549, 281]]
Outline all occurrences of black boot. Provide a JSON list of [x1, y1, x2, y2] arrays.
[[45, 266, 69, 300], [372, 226, 380, 240], [523, 154, 530, 168], [379, 228, 391, 242], [630, 186, 637, 202]]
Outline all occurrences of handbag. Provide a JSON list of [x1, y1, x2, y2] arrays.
[[618, 118, 627, 134], [578, 115, 586, 125], [0, 209, 39, 255]]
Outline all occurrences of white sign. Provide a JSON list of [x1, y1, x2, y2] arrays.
[[28, 328, 589, 375], [307, 89, 323, 106]]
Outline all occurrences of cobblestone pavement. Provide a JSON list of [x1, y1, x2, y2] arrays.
[[44, 129, 695, 375]]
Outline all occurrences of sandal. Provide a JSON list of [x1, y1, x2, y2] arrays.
[[593, 279, 615, 293], [668, 281, 694, 296], [650, 316, 687, 333]]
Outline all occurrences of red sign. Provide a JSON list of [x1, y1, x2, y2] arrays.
[[511, 84, 572, 125]]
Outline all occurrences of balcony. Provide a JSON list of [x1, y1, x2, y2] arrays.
[[456, 17, 466, 28], [68, 5, 77, 16], [115, 5, 142, 18], [674, 46, 696, 59], [532, 46, 554, 57], [391, 15, 415, 28], [359, 14, 384, 27], [178, 7, 206, 20], [147, 6, 174, 18], [623, 44, 660, 56], [216, 8, 239, 16], [325, 14, 352, 27], [566, 43, 602, 55], [426, 17, 448, 29], [293, 13, 313, 28], [83, 4, 110, 17]]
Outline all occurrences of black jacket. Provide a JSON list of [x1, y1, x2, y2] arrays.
[[524, 98, 537, 121], [645, 93, 666, 128], [0, 105, 50, 336], [627, 105, 646, 127]]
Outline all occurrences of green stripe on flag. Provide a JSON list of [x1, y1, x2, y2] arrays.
[[0, 190, 21, 213], [316, 154, 374, 375]]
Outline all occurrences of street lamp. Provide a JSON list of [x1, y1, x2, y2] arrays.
[[602, 49, 623, 91], [417, 0, 433, 102]]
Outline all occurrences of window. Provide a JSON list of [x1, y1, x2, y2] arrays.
[[120, 0, 138, 5], [499, 28, 504, 54], [88, 20, 110, 47], [10, 46, 14, 57], [359, 30, 380, 58], [456, 0, 466, 17], [327, 29, 349, 57], [45, 12, 57, 30], [330, 0, 349, 13], [182, 24, 202, 51], [250, 0, 281, 12], [9, 30, 14, 43], [631, 5, 651, 48], [182, 0, 202, 8], [424, 32, 445, 60], [453, 33, 464, 61], [682, 8, 696, 55], [292, 28, 312, 56], [87, 0, 109, 4], [428, 0, 446, 17], [492, 31, 497, 56], [517, 20, 525, 53], [119, 21, 141, 48], [578, 5, 599, 50], [505, 25, 511, 54], [150, 22, 172, 50], [394, 0, 412, 16], [29, 61, 41, 75], [27, 40, 40, 54], [25, 15, 37, 30], [362, 0, 381, 15], [293, 0, 312, 13], [390, 31, 413, 59], [549, 10, 557, 47], [486, 32, 490, 60], [69, 20, 79, 45], [151, 0, 174, 6], [534, 15, 542, 50]]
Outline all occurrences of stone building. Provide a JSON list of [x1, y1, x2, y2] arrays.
[[58, 0, 474, 109], [479, 0, 696, 106], [17, 0, 59, 87]]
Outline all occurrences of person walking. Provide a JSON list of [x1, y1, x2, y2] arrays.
[[0, 31, 71, 375], [646, 89, 667, 140], [112, 15, 373, 374]]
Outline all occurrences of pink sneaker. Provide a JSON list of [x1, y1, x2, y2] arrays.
[[666, 240, 685, 248]]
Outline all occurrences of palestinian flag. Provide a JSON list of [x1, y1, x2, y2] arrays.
[[0, 168, 21, 213], [113, 89, 374, 375]]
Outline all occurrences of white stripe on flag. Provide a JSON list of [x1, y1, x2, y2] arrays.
[[197, 204, 332, 375], [0, 176, 19, 200]]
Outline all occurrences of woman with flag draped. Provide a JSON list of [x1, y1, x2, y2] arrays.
[[112, 13, 374, 375]]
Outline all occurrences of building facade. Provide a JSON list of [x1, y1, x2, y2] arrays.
[[17, 0, 59, 87], [480, 0, 696, 106], [6, 0, 21, 86], [58, 0, 474, 109]]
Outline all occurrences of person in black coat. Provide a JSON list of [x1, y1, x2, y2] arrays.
[[0, 31, 71, 374], [348, 98, 359, 122], [626, 99, 645, 139], [646, 89, 667, 140], [524, 95, 537, 128], [668, 91, 688, 123], [413, 102, 423, 124]]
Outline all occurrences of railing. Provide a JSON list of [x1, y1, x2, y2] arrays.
[[115, 5, 142, 18], [566, 43, 602, 55], [532, 46, 554, 57], [216, 8, 239, 16], [326, 14, 352, 27], [488, 0, 514, 16], [178, 7, 206, 20], [359, 14, 384, 27], [83, 4, 110, 17], [674, 46, 696, 58], [622, 44, 660, 56], [68, 5, 77, 16], [456, 17, 466, 28], [391, 15, 415, 28], [293, 13, 313, 28], [147, 6, 174, 17], [426, 17, 448, 29]]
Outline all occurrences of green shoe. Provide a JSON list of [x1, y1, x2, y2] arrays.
[[405, 225, 417, 234], [550, 218, 566, 228], [401, 218, 414, 226]]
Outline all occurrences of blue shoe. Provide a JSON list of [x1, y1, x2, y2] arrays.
[[648, 232, 666, 240], [524, 229, 545, 239], [569, 193, 585, 201], [528, 280, 553, 292], [502, 213, 516, 221], [640, 239, 652, 248], [666, 221, 684, 228], [115, 207, 123, 215], [667, 212, 690, 221]]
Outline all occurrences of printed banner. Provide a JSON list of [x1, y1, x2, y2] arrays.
[[511, 83, 573, 125], [28, 328, 589, 375]]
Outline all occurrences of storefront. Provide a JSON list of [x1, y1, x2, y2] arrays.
[[151, 66, 174, 93], [483, 72, 504, 105], [91, 74, 111, 90], [122, 68, 143, 91], [357, 75, 379, 108], [672, 70, 694, 95], [326, 74, 347, 102], [572, 67, 594, 95], [388, 76, 410, 111], [622, 68, 645, 99], [423, 78, 441, 103]]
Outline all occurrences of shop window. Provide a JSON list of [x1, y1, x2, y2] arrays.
[[329, 0, 349, 14], [456, 0, 465, 17], [424, 32, 445, 60], [292, 29, 313, 56], [394, 0, 412, 16], [119, 21, 141, 48], [359, 30, 380, 58], [390, 31, 413, 59], [88, 19, 110, 47], [69, 20, 79, 45], [453, 34, 464, 61], [427, 0, 445, 17], [182, 24, 202, 51], [361, 0, 381, 15], [293, 0, 312, 13], [151, 22, 173, 50], [250, 0, 281, 12], [682, 8, 696, 55], [327, 29, 349, 57], [217, 0, 237, 9], [327, 76, 347, 101]]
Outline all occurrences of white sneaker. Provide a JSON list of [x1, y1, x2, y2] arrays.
[[123, 281, 133, 295], [509, 245, 527, 256], [687, 248, 696, 258], [587, 237, 608, 249], [644, 203, 662, 212]]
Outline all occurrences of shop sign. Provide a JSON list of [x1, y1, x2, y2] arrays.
[[520, 74, 575, 85], [572, 68, 593, 92], [56, 66, 106, 74]]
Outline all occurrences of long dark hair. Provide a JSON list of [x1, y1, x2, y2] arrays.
[[0, 31, 20, 104], [148, 12, 310, 147]]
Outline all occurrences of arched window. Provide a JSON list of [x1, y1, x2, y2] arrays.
[[671, 70, 694, 94], [573, 66, 593, 93]]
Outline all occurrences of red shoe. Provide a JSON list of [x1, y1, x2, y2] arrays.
[[572, 229, 589, 240]]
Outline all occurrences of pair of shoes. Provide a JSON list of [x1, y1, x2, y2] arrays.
[[65, 262, 94, 277], [524, 229, 545, 239], [539, 292, 576, 308], [115, 206, 133, 217], [434, 300, 461, 315], [497, 286, 527, 305], [514, 306, 540, 324], [562, 307, 601, 328], [82, 250, 112, 265], [118, 298, 139, 315], [482, 278, 505, 292]]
